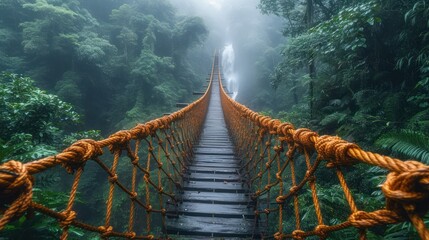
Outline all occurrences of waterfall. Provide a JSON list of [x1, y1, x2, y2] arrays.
[[221, 44, 238, 100]]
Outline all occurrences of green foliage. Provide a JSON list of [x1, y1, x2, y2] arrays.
[[174, 17, 208, 54], [0, 73, 80, 143], [132, 50, 174, 85], [1, 188, 84, 239], [76, 32, 117, 65], [20, 19, 50, 55], [54, 71, 83, 107], [376, 130, 429, 163], [23, 0, 78, 19], [397, 1, 429, 108], [0, 138, 27, 163], [319, 112, 348, 127], [61, 130, 102, 148], [407, 109, 429, 132]]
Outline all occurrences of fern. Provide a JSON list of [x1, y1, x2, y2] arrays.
[[320, 112, 347, 126], [376, 130, 429, 163], [407, 109, 429, 131]]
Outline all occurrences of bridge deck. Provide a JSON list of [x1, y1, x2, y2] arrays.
[[167, 69, 257, 238]]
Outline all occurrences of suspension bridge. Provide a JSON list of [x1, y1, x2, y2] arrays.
[[1, 53, 428, 239]]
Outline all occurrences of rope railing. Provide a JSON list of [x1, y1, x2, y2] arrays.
[[218, 68, 429, 239], [0, 56, 216, 239]]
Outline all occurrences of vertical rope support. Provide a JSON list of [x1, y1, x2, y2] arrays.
[[60, 167, 83, 240], [104, 149, 121, 238], [128, 140, 140, 236], [145, 138, 153, 235], [156, 134, 165, 234], [275, 140, 284, 238]]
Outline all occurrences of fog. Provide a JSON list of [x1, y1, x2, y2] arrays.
[[170, 0, 284, 105]]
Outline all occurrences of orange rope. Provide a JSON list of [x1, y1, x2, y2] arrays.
[[1, 53, 429, 239], [0, 53, 214, 239], [218, 62, 429, 239]]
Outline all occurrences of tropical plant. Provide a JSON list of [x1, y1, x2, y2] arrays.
[[0, 73, 80, 143], [376, 130, 429, 163]]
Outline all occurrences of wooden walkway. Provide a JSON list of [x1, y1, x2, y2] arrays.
[[166, 65, 256, 238]]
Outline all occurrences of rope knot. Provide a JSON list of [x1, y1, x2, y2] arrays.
[[127, 231, 136, 239], [62, 139, 102, 173], [381, 165, 429, 218], [276, 195, 286, 204], [146, 121, 159, 136], [268, 119, 281, 132], [59, 210, 76, 228], [144, 174, 150, 183], [160, 117, 170, 129], [130, 191, 138, 200], [274, 231, 284, 240], [289, 186, 298, 194], [276, 172, 282, 181], [134, 124, 150, 139], [291, 229, 305, 239], [109, 174, 118, 183], [108, 130, 132, 152], [348, 210, 403, 228], [146, 204, 153, 213], [315, 224, 329, 237], [293, 128, 318, 150], [98, 225, 113, 237], [315, 135, 359, 166], [273, 145, 283, 153], [0, 160, 33, 230], [277, 123, 295, 145], [258, 116, 271, 128], [131, 157, 139, 165]]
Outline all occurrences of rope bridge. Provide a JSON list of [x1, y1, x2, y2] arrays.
[[1, 53, 429, 239]]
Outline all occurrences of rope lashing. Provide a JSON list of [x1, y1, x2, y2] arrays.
[[218, 59, 429, 239], [1, 53, 429, 239], [0, 161, 33, 230]]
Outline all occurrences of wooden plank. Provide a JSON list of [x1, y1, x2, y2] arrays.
[[180, 191, 250, 203], [175, 202, 254, 218], [185, 172, 241, 182], [167, 59, 256, 237], [184, 181, 246, 191], [167, 215, 256, 237], [188, 166, 238, 174]]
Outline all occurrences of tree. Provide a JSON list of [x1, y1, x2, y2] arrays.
[[0, 73, 79, 143], [173, 16, 208, 56]]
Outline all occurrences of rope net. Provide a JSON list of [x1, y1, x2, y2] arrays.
[[218, 68, 429, 239], [0, 57, 216, 239], [1, 53, 429, 239]]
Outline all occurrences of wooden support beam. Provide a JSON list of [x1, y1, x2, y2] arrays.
[[176, 103, 189, 108]]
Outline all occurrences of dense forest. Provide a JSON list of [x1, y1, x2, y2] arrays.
[[1, 0, 428, 239], [256, 0, 429, 156], [0, 0, 210, 163]]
